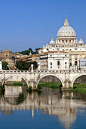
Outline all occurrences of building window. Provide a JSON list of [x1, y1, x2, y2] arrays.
[[50, 62, 52, 65], [70, 63, 72, 66], [6, 54, 8, 57], [57, 61, 60, 66], [75, 55, 77, 60], [75, 61, 77, 65], [47, 48, 48, 51], [7, 59, 9, 61], [50, 62, 52, 69], [69, 40, 71, 43]]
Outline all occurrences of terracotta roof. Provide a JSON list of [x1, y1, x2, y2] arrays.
[[28, 54, 40, 58], [40, 51, 69, 56], [59, 51, 68, 53], [39, 48, 43, 50], [44, 51, 58, 54]]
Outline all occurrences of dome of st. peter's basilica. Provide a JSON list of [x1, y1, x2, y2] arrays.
[[57, 17, 76, 37]]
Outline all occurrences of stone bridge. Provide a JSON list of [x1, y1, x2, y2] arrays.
[[0, 69, 86, 89]]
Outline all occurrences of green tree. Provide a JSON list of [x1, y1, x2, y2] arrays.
[[35, 48, 41, 54], [19, 48, 33, 55], [19, 48, 41, 55], [2, 61, 8, 70], [16, 61, 38, 70]]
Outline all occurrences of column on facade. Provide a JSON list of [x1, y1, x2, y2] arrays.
[[72, 55, 74, 67], [77, 55, 79, 68], [64, 39, 65, 44], [71, 39, 72, 44], [60, 39, 62, 44], [58, 39, 59, 44]]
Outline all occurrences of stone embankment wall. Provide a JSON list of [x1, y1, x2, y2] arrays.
[[40, 75, 61, 83], [74, 75, 86, 84]]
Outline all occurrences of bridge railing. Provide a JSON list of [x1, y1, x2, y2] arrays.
[[0, 69, 86, 74]]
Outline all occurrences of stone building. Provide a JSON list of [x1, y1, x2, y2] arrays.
[[40, 51, 69, 70], [1, 47, 15, 69], [39, 17, 86, 70]]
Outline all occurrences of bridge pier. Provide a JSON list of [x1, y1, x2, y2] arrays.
[[62, 80, 73, 90], [28, 79, 36, 88]]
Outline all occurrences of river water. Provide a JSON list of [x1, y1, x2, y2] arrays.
[[0, 86, 86, 129]]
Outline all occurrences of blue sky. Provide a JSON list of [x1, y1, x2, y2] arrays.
[[0, 0, 86, 52]]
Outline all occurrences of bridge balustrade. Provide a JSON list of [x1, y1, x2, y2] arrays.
[[0, 69, 86, 74]]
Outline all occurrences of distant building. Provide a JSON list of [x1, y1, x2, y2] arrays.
[[40, 51, 69, 70], [39, 17, 86, 70], [1, 47, 15, 69], [79, 59, 86, 69]]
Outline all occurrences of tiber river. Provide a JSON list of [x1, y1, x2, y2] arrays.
[[0, 86, 86, 129]]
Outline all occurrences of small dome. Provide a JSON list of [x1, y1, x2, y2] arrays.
[[78, 38, 84, 45], [49, 38, 55, 45], [1, 47, 12, 52], [57, 17, 76, 37]]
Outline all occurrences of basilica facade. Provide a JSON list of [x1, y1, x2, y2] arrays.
[[39, 17, 86, 70]]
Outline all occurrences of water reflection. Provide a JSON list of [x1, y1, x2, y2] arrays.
[[1, 86, 86, 129], [4, 85, 27, 105]]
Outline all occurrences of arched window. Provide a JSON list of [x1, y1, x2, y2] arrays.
[[6, 54, 8, 57]]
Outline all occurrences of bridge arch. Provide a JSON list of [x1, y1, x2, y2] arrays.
[[72, 73, 86, 87], [2, 75, 28, 86], [36, 74, 64, 88]]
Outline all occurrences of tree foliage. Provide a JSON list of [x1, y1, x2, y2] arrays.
[[16, 61, 38, 70], [19, 48, 41, 55], [2, 61, 8, 70], [19, 48, 33, 55]]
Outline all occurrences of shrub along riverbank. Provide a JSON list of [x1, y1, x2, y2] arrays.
[[26, 82, 61, 93], [38, 82, 86, 95], [13, 82, 27, 86], [38, 82, 61, 89], [71, 83, 86, 95], [0, 85, 3, 90], [5, 82, 27, 86]]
